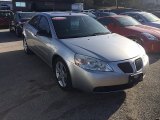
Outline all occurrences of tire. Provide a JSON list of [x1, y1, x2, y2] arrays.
[[9, 25, 14, 32], [23, 37, 32, 55], [15, 27, 21, 37], [53, 58, 72, 90]]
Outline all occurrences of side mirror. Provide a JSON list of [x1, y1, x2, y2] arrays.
[[37, 30, 52, 38]]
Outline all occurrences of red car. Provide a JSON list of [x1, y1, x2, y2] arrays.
[[98, 15, 160, 53], [0, 10, 13, 28]]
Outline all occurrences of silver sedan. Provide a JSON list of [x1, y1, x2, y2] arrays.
[[23, 12, 149, 92]]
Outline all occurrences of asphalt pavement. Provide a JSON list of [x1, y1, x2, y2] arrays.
[[0, 29, 160, 120]]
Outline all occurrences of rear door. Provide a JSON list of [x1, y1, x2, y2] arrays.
[[25, 15, 41, 52]]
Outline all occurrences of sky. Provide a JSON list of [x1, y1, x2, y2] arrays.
[[0, 0, 12, 1]]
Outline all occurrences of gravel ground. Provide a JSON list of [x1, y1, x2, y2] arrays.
[[0, 29, 160, 120]]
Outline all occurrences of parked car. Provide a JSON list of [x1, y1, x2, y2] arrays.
[[95, 11, 117, 17], [23, 12, 149, 92], [98, 15, 160, 53], [149, 10, 160, 18], [83, 12, 97, 19], [88, 9, 96, 13], [0, 4, 10, 10], [97, 8, 141, 14], [109, 8, 141, 14], [0, 10, 13, 28], [9, 12, 37, 37], [121, 12, 160, 29]]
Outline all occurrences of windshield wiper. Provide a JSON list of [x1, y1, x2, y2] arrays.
[[59, 32, 110, 39]]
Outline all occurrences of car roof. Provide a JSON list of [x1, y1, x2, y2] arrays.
[[42, 12, 88, 17], [16, 11, 37, 13], [98, 15, 130, 19], [123, 11, 147, 14]]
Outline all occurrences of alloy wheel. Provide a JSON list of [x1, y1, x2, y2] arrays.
[[55, 61, 68, 87], [23, 38, 28, 52]]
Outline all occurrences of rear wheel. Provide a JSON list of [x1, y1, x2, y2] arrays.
[[15, 27, 21, 37], [9, 25, 14, 32], [23, 37, 32, 55], [53, 58, 72, 90]]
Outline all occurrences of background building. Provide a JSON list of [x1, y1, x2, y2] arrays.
[[12, 0, 75, 12], [0, 0, 12, 10]]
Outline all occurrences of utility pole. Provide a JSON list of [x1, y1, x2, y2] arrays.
[[116, 0, 118, 8]]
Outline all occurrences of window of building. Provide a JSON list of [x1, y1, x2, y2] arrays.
[[15, 2, 26, 7]]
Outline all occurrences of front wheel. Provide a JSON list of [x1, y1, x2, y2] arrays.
[[53, 58, 72, 90]]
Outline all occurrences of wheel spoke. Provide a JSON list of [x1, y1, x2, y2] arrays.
[[55, 61, 67, 87], [61, 77, 67, 87], [23, 39, 27, 51]]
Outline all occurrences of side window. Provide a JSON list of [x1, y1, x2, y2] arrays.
[[29, 16, 40, 29], [130, 14, 144, 22], [38, 16, 51, 34], [135, 15, 144, 22]]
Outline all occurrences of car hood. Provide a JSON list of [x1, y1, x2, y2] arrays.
[[61, 33, 143, 62], [126, 25, 160, 37]]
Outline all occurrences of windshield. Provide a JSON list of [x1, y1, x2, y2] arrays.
[[52, 16, 111, 39], [18, 13, 36, 19], [116, 16, 141, 26], [141, 13, 159, 22]]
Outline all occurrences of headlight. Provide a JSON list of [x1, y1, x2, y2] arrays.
[[142, 32, 158, 41], [142, 54, 149, 65], [75, 54, 113, 72], [137, 44, 146, 55]]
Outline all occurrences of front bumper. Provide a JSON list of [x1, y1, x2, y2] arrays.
[[68, 54, 149, 92]]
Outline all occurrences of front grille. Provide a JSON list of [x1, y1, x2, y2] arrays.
[[93, 73, 143, 92], [93, 83, 137, 92], [118, 62, 133, 73], [135, 58, 143, 71]]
